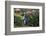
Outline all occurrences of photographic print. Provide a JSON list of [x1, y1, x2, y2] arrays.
[[5, 1, 45, 35], [14, 8, 39, 27]]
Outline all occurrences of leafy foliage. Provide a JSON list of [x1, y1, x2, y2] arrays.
[[14, 16, 22, 27], [28, 14, 39, 27], [14, 9, 39, 27]]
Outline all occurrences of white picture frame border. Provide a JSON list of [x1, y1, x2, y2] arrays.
[[11, 5, 42, 32]]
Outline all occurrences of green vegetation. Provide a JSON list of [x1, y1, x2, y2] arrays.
[[14, 16, 22, 27], [14, 9, 39, 27]]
